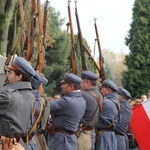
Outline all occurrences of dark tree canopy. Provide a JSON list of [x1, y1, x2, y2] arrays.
[[122, 0, 150, 98], [0, 1, 103, 97], [44, 6, 96, 97]]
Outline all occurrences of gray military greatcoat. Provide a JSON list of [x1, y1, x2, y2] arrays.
[[47, 91, 86, 150], [0, 82, 35, 137], [114, 100, 132, 150], [95, 92, 119, 150], [81, 88, 103, 126]]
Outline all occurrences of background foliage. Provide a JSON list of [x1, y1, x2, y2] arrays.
[[122, 0, 150, 98], [2, 0, 149, 99]]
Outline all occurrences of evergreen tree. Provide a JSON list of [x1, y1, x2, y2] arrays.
[[44, 6, 67, 97], [122, 0, 150, 98], [0, 1, 97, 97], [44, 6, 96, 97]]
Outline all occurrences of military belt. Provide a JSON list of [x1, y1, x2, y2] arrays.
[[96, 128, 114, 140], [96, 128, 114, 132], [55, 128, 74, 135], [114, 130, 124, 136], [82, 125, 93, 131]]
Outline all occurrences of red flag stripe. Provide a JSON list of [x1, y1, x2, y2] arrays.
[[130, 102, 150, 150]]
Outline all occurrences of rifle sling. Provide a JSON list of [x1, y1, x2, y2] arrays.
[[29, 98, 45, 135], [85, 91, 103, 127], [106, 98, 120, 128]]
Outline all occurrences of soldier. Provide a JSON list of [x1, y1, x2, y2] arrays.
[[28, 71, 49, 150], [95, 79, 120, 150], [0, 57, 35, 149], [78, 70, 103, 150], [115, 87, 132, 150], [47, 73, 86, 150], [54, 94, 60, 100]]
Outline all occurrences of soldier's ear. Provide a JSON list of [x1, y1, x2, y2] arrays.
[[107, 88, 112, 93], [17, 74, 22, 81], [86, 79, 90, 85], [70, 84, 74, 89]]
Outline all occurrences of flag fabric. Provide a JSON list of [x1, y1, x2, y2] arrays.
[[130, 99, 150, 150]]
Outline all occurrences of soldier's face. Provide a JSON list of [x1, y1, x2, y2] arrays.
[[61, 82, 72, 95], [54, 95, 60, 100], [100, 87, 110, 95], [80, 79, 88, 91], [118, 94, 123, 101], [5, 70, 21, 84]]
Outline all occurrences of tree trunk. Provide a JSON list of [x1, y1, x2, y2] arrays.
[[0, 0, 17, 56]]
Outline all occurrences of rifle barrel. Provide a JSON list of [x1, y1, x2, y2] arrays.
[[75, 1, 87, 71], [25, 0, 36, 61], [94, 18, 106, 81], [84, 44, 100, 72], [68, 0, 77, 74]]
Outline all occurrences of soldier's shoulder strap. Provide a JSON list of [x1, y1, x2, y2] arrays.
[[106, 98, 120, 128], [29, 98, 45, 135], [108, 98, 120, 113], [40, 97, 50, 130], [88, 91, 103, 112], [86, 91, 104, 126], [22, 98, 45, 146]]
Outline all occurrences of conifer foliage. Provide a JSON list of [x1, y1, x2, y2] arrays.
[[122, 0, 150, 97]]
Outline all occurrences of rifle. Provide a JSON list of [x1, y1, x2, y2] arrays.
[[43, 0, 49, 42], [74, 1, 87, 71], [94, 18, 106, 81], [37, 0, 46, 73], [84, 44, 101, 74], [18, 0, 27, 57], [25, 0, 36, 61], [4, 3, 22, 72], [68, 0, 77, 75], [36, 0, 46, 96]]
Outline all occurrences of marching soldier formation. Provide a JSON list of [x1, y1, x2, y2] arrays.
[[47, 73, 86, 150], [0, 0, 144, 149], [0, 56, 134, 150], [79, 71, 103, 150], [95, 79, 120, 150]]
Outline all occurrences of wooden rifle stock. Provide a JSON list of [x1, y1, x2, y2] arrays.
[[18, 0, 27, 55], [25, 0, 36, 61], [4, 29, 22, 70], [4, 3, 23, 72], [37, 0, 46, 96], [43, 0, 49, 42], [37, 0, 45, 73], [68, 0, 77, 75], [94, 18, 106, 81], [74, 1, 87, 71]]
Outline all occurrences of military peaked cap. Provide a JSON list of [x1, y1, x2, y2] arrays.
[[61, 73, 82, 85], [34, 72, 48, 86], [102, 79, 118, 92], [118, 87, 132, 100], [7, 57, 35, 77], [31, 71, 48, 89], [31, 78, 41, 89], [81, 70, 98, 80]]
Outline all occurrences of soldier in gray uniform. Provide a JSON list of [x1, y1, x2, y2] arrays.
[[47, 73, 86, 150], [0, 57, 35, 149], [115, 87, 132, 150], [28, 71, 49, 150], [77, 70, 103, 150], [95, 79, 120, 150]]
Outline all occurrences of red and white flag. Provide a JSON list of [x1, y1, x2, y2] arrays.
[[130, 99, 150, 150]]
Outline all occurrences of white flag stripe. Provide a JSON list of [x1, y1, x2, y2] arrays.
[[142, 99, 150, 119]]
